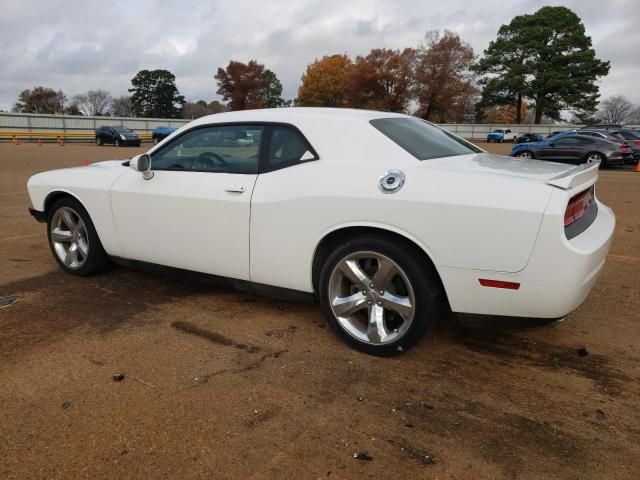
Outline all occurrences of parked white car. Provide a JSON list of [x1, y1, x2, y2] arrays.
[[27, 108, 615, 355]]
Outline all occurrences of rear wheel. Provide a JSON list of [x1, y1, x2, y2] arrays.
[[115, 139, 121, 147], [519, 150, 534, 159], [585, 151, 606, 168], [96, 137, 103, 146], [47, 197, 111, 276], [318, 236, 445, 356], [153, 137, 159, 145]]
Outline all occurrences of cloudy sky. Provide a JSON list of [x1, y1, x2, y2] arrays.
[[1, 0, 638, 111]]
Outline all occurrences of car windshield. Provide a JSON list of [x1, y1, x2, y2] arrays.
[[371, 118, 482, 160], [493, 129, 504, 133], [114, 127, 133, 133]]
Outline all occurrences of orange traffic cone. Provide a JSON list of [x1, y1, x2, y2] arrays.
[[635, 161, 640, 173], [82, 159, 89, 166]]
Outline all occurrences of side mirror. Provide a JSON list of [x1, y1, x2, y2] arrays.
[[130, 153, 154, 180]]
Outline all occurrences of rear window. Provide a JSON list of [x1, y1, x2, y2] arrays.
[[370, 118, 481, 160], [616, 130, 640, 140]]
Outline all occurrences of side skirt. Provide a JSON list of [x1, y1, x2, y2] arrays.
[[109, 257, 317, 304]]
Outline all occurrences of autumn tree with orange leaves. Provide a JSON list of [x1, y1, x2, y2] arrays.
[[413, 31, 478, 122], [296, 54, 354, 107], [348, 48, 416, 112], [215, 60, 267, 111]]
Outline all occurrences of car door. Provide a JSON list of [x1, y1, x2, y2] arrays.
[[250, 125, 319, 289], [109, 124, 263, 280], [542, 137, 579, 161]]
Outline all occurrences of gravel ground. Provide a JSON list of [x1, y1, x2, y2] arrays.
[[1, 142, 639, 479]]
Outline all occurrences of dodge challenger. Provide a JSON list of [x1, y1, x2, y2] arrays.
[[27, 108, 615, 355]]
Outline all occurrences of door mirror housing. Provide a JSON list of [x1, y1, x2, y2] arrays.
[[130, 153, 154, 180]]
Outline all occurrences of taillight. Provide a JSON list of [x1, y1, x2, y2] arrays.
[[620, 146, 631, 153], [635, 140, 640, 146], [564, 186, 594, 227]]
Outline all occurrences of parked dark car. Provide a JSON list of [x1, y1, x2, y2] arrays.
[[95, 126, 140, 147], [580, 129, 639, 163], [151, 126, 177, 145], [516, 133, 544, 143], [578, 124, 624, 130], [510, 134, 632, 167]]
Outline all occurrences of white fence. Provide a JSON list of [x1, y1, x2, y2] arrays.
[[0, 112, 189, 135], [1, 111, 637, 140]]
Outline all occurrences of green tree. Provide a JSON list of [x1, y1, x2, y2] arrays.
[[474, 7, 609, 124], [261, 69, 286, 108], [472, 15, 532, 124], [12, 86, 65, 114], [129, 69, 185, 118]]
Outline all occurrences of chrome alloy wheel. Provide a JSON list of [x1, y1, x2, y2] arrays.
[[586, 153, 602, 164], [519, 151, 533, 159], [328, 251, 416, 345], [50, 207, 89, 269]]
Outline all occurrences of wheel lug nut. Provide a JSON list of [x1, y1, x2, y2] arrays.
[[377, 301, 382, 306], [379, 290, 384, 295], [369, 283, 374, 288], [362, 290, 367, 296]]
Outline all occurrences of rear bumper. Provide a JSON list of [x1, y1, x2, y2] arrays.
[[440, 197, 615, 319]]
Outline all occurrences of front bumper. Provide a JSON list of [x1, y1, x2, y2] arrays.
[[439, 196, 615, 319]]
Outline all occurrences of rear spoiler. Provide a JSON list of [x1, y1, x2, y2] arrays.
[[546, 162, 599, 189]]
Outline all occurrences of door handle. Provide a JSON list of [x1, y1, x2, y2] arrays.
[[225, 185, 245, 193]]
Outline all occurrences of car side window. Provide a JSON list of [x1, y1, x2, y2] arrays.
[[555, 137, 582, 145], [151, 125, 262, 174], [266, 126, 317, 170]]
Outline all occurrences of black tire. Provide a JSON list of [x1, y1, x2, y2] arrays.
[[585, 151, 607, 168], [318, 235, 446, 356], [47, 197, 111, 276], [96, 137, 103, 146], [519, 150, 535, 159], [153, 137, 159, 145], [115, 139, 121, 147]]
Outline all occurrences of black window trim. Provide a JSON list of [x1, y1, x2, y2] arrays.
[[149, 121, 319, 175]]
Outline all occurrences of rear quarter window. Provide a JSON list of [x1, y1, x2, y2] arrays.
[[370, 117, 481, 160]]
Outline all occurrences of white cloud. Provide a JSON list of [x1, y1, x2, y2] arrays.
[[0, 0, 638, 111]]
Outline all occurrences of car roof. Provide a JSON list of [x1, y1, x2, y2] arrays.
[[189, 107, 409, 128]]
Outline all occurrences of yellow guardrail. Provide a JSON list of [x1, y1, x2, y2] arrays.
[[0, 131, 152, 140]]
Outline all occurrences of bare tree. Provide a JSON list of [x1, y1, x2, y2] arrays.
[[110, 96, 134, 117], [73, 89, 113, 116], [627, 105, 640, 125], [597, 95, 633, 124]]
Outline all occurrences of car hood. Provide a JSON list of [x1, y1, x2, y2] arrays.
[[422, 152, 584, 184]]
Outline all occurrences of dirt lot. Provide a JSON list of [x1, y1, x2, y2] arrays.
[[1, 142, 639, 479]]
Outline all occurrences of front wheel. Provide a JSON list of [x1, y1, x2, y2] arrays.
[[115, 139, 121, 147], [153, 137, 159, 145], [318, 236, 445, 356], [96, 137, 103, 146], [47, 197, 111, 276], [519, 150, 534, 159]]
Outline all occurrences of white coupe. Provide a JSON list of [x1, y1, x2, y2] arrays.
[[27, 108, 615, 355]]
